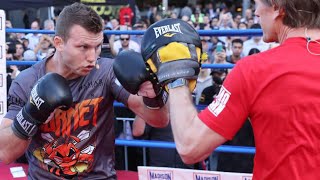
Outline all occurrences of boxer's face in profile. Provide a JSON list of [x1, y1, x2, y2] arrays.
[[56, 24, 104, 77]]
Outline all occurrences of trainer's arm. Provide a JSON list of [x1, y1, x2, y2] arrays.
[[169, 86, 227, 164], [132, 116, 146, 137], [0, 118, 30, 164], [127, 94, 169, 128]]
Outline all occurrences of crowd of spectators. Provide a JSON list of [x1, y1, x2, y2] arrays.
[[5, 1, 280, 174]]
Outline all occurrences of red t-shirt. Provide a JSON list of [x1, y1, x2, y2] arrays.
[[119, 7, 133, 25], [199, 37, 320, 179]]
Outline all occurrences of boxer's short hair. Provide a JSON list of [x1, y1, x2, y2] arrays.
[[55, 2, 103, 41]]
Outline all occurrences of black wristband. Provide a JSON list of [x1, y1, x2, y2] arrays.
[[11, 108, 39, 140], [143, 90, 168, 109]]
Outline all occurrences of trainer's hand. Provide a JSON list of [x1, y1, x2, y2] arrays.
[[137, 81, 156, 98], [141, 18, 203, 92], [11, 73, 73, 140]]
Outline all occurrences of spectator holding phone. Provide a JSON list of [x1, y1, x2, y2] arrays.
[[212, 42, 231, 74]]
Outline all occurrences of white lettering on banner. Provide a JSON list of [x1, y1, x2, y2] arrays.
[[148, 170, 173, 180], [194, 173, 220, 180], [153, 23, 183, 38], [30, 84, 45, 110], [208, 86, 231, 116], [16, 110, 36, 135]]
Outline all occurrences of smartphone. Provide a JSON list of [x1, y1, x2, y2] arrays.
[[216, 43, 223, 53]]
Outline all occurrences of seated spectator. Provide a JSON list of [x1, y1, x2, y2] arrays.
[[233, 14, 242, 28], [199, 69, 226, 105], [241, 8, 253, 24], [111, 34, 140, 56], [205, 3, 217, 19], [216, 119, 255, 173], [131, 21, 147, 46], [170, 12, 178, 19], [248, 48, 261, 55], [25, 20, 42, 50], [226, 38, 244, 64], [21, 38, 30, 50], [181, 15, 190, 22], [211, 43, 226, 63], [237, 22, 249, 42], [34, 35, 53, 61], [210, 16, 219, 30], [43, 19, 55, 31], [191, 9, 205, 28], [194, 58, 212, 105], [13, 42, 25, 61], [242, 23, 270, 56], [23, 49, 37, 61], [200, 36, 211, 54], [5, 43, 13, 60], [5, 43, 20, 80]]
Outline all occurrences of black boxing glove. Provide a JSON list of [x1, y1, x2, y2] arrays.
[[12, 73, 73, 140], [113, 50, 168, 109]]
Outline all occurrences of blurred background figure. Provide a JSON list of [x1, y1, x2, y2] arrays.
[[24, 20, 42, 50], [23, 49, 36, 61], [111, 34, 140, 56], [34, 34, 53, 61], [194, 58, 212, 105], [242, 23, 270, 56], [43, 19, 55, 31], [227, 38, 244, 64], [132, 116, 195, 169], [248, 48, 260, 56], [130, 20, 147, 46]]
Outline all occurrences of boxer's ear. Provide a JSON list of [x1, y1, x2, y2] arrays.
[[53, 36, 64, 52]]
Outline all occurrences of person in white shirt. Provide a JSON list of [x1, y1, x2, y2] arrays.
[[25, 20, 42, 50], [194, 59, 213, 105], [111, 34, 140, 56], [242, 23, 270, 56]]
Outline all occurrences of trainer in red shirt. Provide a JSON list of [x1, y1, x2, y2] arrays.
[[167, 0, 320, 179]]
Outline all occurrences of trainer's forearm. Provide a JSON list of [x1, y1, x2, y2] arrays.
[[0, 124, 30, 164], [128, 95, 169, 128], [169, 86, 198, 151], [139, 103, 169, 128]]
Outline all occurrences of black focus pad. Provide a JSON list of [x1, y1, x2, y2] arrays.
[[141, 18, 202, 61], [113, 50, 151, 94]]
